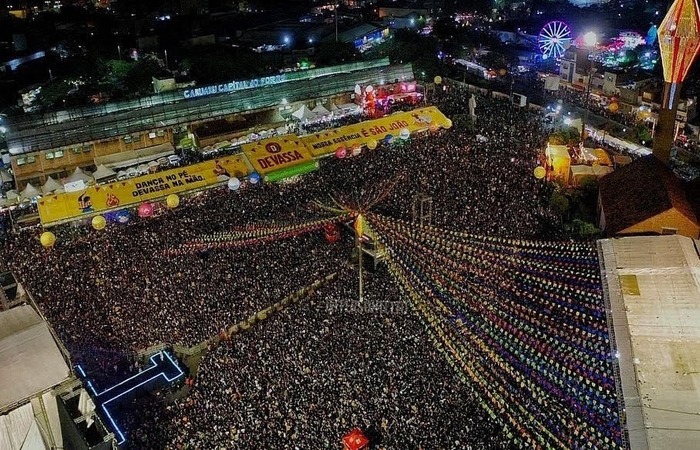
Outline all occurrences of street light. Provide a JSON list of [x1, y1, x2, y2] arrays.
[[117, 44, 121, 60], [581, 66, 597, 143], [583, 31, 597, 47]]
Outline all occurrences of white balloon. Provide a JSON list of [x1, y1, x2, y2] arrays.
[[400, 128, 410, 140], [227, 177, 241, 191], [366, 85, 374, 93]]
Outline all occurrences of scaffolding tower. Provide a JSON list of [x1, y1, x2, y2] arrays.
[[412, 193, 433, 226]]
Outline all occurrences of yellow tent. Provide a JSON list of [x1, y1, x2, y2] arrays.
[[545, 144, 571, 185], [593, 148, 612, 166]]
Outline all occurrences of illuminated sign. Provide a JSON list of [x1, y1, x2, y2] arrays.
[[183, 74, 288, 99], [242, 135, 314, 174], [77, 351, 185, 446], [302, 107, 449, 157], [38, 156, 249, 225]]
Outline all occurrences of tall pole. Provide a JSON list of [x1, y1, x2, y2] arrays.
[[582, 66, 595, 143], [335, 1, 339, 43], [357, 231, 364, 304], [653, 81, 681, 163]]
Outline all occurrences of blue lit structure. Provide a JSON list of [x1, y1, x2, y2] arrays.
[[539, 21, 572, 60], [76, 351, 185, 446], [646, 24, 658, 46]]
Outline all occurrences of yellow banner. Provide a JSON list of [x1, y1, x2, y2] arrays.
[[302, 106, 448, 157], [38, 156, 249, 225], [241, 135, 313, 175]]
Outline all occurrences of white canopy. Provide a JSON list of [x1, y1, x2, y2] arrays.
[[329, 102, 341, 112], [291, 105, 317, 121], [19, 183, 41, 199], [0, 402, 50, 450], [311, 104, 331, 117], [64, 167, 93, 184], [41, 177, 62, 194], [0, 305, 70, 411], [6, 190, 19, 201], [92, 164, 117, 181], [0, 169, 12, 183]]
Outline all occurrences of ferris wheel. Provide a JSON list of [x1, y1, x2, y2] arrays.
[[538, 21, 572, 60]]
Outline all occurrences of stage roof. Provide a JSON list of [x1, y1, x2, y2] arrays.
[[599, 235, 700, 450], [0, 305, 70, 412]]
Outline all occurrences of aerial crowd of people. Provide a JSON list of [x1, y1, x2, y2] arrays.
[[0, 82, 623, 449]]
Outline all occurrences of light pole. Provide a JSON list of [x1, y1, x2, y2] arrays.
[[654, 0, 700, 164], [581, 66, 596, 144]]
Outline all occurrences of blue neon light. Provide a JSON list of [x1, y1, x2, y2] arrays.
[[75, 351, 185, 445]]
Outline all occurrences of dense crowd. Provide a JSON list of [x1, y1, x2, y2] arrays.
[[1, 83, 623, 448], [543, 83, 637, 127]]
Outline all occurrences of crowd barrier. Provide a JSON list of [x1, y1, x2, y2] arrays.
[[222, 272, 338, 339], [134, 273, 339, 368]]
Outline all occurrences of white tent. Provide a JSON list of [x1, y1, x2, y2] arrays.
[[329, 102, 341, 113], [0, 305, 68, 450], [291, 105, 317, 121], [65, 167, 93, 184], [0, 169, 12, 183], [41, 177, 62, 194], [6, 190, 19, 201], [311, 104, 331, 117], [92, 164, 117, 181], [19, 183, 41, 199], [0, 402, 48, 450]]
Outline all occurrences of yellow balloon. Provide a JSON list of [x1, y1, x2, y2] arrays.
[[367, 139, 378, 150], [533, 166, 546, 180], [608, 103, 619, 112], [40, 231, 56, 248], [166, 194, 180, 209], [443, 119, 453, 129], [92, 215, 106, 230], [433, 75, 443, 85]]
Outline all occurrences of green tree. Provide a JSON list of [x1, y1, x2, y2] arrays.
[[550, 191, 570, 216], [548, 127, 580, 146], [314, 42, 358, 66], [39, 80, 71, 110], [69, 55, 108, 90], [570, 219, 601, 239], [123, 58, 163, 96], [185, 48, 268, 85]]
